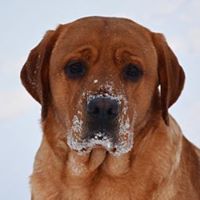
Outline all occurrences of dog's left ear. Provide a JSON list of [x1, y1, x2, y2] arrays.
[[152, 33, 185, 125]]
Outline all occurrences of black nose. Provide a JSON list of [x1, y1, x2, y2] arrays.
[[87, 97, 119, 120]]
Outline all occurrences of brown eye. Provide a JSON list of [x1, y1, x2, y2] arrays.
[[123, 63, 143, 81], [64, 60, 87, 79]]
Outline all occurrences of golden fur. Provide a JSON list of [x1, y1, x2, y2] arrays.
[[21, 17, 200, 200]]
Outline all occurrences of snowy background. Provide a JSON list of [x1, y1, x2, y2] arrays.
[[0, 0, 199, 199]]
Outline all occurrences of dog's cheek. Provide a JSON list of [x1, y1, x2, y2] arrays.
[[50, 75, 86, 134], [138, 87, 157, 123], [125, 81, 155, 126], [49, 75, 72, 126]]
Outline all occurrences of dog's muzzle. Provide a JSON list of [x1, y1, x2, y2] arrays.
[[86, 97, 119, 141], [67, 91, 134, 156]]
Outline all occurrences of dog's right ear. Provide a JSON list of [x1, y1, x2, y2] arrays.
[[20, 26, 63, 118]]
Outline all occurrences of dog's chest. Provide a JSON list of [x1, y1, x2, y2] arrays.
[[62, 183, 133, 200], [32, 171, 180, 200], [60, 176, 151, 200]]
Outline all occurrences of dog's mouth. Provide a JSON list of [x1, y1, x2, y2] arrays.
[[67, 129, 132, 156], [69, 132, 116, 154]]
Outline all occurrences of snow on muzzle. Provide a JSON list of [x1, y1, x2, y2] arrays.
[[67, 88, 135, 156]]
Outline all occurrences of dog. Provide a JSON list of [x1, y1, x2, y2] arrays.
[[21, 16, 200, 200]]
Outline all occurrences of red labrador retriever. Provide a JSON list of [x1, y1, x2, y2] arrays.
[[21, 16, 200, 200]]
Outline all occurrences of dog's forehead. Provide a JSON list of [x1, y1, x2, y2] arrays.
[[67, 17, 149, 35], [55, 17, 153, 51], [50, 17, 157, 76]]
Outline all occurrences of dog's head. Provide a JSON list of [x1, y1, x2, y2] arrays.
[[21, 17, 185, 156]]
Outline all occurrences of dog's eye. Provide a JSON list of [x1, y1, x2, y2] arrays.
[[64, 60, 87, 79], [123, 63, 143, 81]]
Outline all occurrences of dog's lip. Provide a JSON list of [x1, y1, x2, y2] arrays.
[[73, 145, 102, 154], [93, 144, 117, 152], [77, 144, 116, 153], [73, 135, 115, 152]]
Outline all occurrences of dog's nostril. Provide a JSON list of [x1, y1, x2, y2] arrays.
[[107, 107, 117, 117], [107, 103, 119, 117], [87, 97, 119, 119], [87, 105, 100, 116], [93, 107, 100, 115], [108, 108, 113, 116]]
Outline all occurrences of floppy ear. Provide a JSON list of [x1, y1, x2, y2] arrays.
[[152, 33, 185, 125], [20, 26, 62, 119]]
